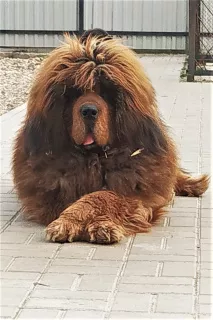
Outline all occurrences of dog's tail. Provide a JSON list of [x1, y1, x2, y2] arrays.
[[175, 169, 209, 197]]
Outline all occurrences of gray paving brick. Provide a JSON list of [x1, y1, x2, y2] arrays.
[[0, 271, 40, 280], [47, 264, 119, 275], [199, 294, 213, 304], [56, 245, 95, 259], [109, 311, 194, 319], [152, 227, 195, 238], [0, 288, 29, 307], [199, 313, 212, 319], [124, 261, 157, 276], [156, 294, 193, 313], [37, 273, 78, 289], [118, 283, 192, 294], [64, 310, 104, 319], [201, 209, 213, 218], [201, 269, 211, 278], [166, 238, 195, 250], [201, 228, 212, 239], [17, 308, 60, 319], [121, 276, 193, 285], [199, 304, 212, 314], [0, 306, 18, 318], [112, 292, 150, 312], [92, 247, 126, 260], [0, 232, 34, 244], [200, 278, 212, 295], [52, 258, 121, 267], [169, 217, 195, 227], [31, 288, 109, 300], [25, 297, 106, 310], [129, 247, 195, 261], [0, 256, 14, 271], [79, 275, 115, 291], [162, 262, 195, 277], [201, 251, 212, 262], [1, 279, 34, 288], [7, 257, 50, 272], [1, 202, 20, 212]]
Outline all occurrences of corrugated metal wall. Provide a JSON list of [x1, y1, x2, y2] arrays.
[[0, 0, 188, 51], [0, 0, 77, 31], [84, 0, 188, 32]]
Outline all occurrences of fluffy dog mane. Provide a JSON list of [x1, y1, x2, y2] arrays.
[[12, 29, 209, 240]]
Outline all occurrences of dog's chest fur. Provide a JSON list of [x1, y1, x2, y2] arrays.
[[29, 147, 144, 205]]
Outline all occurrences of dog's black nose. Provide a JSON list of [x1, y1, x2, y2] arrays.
[[80, 105, 98, 120]]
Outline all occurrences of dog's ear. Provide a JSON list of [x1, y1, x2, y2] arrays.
[[23, 85, 70, 155], [80, 28, 112, 44], [116, 93, 168, 154]]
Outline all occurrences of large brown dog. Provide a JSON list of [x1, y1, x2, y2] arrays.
[[12, 29, 209, 244]]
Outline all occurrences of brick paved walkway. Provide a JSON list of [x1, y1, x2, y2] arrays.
[[0, 56, 212, 319]]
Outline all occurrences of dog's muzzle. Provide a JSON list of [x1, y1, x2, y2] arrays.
[[72, 92, 110, 147]]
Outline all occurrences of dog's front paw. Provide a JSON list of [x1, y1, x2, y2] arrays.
[[86, 221, 124, 244], [46, 219, 80, 243]]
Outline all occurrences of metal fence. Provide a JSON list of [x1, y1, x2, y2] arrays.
[[0, 0, 188, 51], [187, 0, 213, 81]]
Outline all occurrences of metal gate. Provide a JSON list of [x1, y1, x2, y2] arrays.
[[187, 0, 213, 81]]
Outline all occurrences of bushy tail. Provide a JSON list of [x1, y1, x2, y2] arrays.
[[175, 169, 209, 197]]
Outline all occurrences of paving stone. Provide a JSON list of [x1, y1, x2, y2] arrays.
[[199, 304, 212, 314], [47, 264, 119, 275], [64, 310, 104, 319], [79, 275, 115, 291], [109, 311, 194, 319], [200, 278, 212, 295], [17, 308, 60, 319], [31, 288, 109, 300], [169, 217, 195, 227], [25, 297, 106, 310], [56, 245, 95, 259], [162, 262, 195, 277], [0, 271, 40, 280], [156, 294, 192, 313], [0, 288, 29, 307], [0, 306, 18, 318], [124, 261, 157, 276], [92, 247, 126, 260], [7, 257, 50, 272], [38, 273, 78, 289], [121, 276, 193, 285], [112, 292, 150, 312], [118, 283, 192, 294], [0, 256, 14, 271], [0, 232, 34, 244]]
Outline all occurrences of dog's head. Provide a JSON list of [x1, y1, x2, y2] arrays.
[[24, 29, 167, 156]]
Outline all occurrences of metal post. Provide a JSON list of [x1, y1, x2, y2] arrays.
[[195, 0, 200, 59], [187, 0, 197, 82], [78, 0, 84, 34]]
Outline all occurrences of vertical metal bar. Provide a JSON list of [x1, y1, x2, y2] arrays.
[[78, 0, 84, 34], [187, 0, 197, 82], [195, 0, 200, 59]]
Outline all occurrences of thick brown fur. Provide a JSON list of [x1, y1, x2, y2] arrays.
[[12, 29, 209, 244]]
